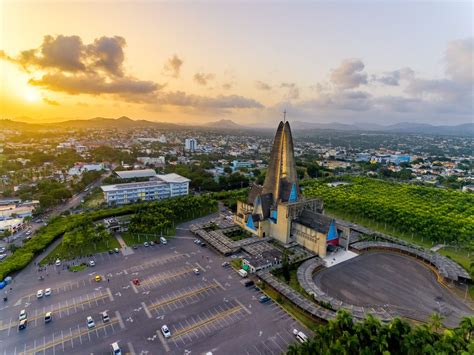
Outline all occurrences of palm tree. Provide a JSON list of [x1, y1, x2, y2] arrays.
[[429, 312, 444, 333]]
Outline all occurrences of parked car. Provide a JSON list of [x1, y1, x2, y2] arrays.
[[55, 259, 61, 266], [86, 316, 95, 329], [259, 295, 271, 303], [150, 241, 155, 246], [89, 260, 96, 267], [18, 319, 27, 330], [132, 278, 140, 286], [114, 248, 120, 253], [95, 275, 102, 282], [0, 247, 5, 253], [44, 288, 52, 296], [44, 312, 53, 323], [161, 325, 171, 338], [108, 250, 114, 254], [111, 342, 122, 355], [221, 262, 230, 268], [160, 237, 167, 245], [36, 289, 44, 298], [193, 268, 200, 275], [19, 309, 27, 321], [101, 311, 110, 323], [144, 242, 149, 247]]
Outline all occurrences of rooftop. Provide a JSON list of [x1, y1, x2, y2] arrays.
[[156, 173, 191, 183], [101, 180, 167, 192], [115, 169, 156, 179]]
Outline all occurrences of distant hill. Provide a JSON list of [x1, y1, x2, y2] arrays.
[[202, 119, 245, 129], [1, 116, 472, 136], [49, 116, 183, 130], [291, 121, 474, 136]]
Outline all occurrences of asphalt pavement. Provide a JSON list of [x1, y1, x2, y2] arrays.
[[0, 216, 309, 354]]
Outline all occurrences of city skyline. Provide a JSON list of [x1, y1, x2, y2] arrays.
[[1, 1, 472, 126]]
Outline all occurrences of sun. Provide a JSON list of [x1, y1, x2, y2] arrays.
[[24, 88, 41, 103]]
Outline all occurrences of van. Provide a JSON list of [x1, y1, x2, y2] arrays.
[[293, 329, 308, 343], [238, 269, 248, 278], [111, 342, 121, 355], [160, 237, 167, 245]]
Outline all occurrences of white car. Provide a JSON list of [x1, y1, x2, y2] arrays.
[[89, 260, 95, 267], [44, 288, 52, 296], [19, 309, 27, 321], [36, 289, 44, 298], [44, 312, 53, 323], [86, 316, 95, 329], [193, 268, 200, 275], [143, 242, 149, 247], [101, 311, 110, 323], [161, 324, 171, 338], [55, 259, 61, 266]]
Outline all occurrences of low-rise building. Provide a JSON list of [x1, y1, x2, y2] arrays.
[[68, 163, 105, 176], [101, 173, 190, 205]]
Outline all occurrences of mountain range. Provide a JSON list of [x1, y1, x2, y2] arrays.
[[2, 116, 472, 136]]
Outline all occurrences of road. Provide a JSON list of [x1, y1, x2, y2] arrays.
[[0, 171, 111, 251]]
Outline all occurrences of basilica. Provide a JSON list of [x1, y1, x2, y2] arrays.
[[235, 120, 350, 257]]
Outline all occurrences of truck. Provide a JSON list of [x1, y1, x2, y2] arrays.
[[238, 269, 248, 278]]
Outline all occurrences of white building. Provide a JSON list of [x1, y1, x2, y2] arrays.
[[101, 173, 190, 205], [68, 163, 105, 176], [137, 156, 166, 167], [0, 218, 24, 234], [185, 138, 197, 152], [156, 173, 190, 197]]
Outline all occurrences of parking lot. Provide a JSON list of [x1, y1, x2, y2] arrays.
[[0, 218, 310, 354]]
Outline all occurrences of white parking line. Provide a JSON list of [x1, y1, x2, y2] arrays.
[[127, 342, 136, 355], [107, 287, 114, 301], [141, 302, 152, 319], [130, 281, 138, 294], [115, 311, 125, 330], [156, 330, 170, 352], [234, 298, 252, 314]]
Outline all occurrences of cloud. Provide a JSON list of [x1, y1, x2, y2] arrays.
[[156, 91, 263, 109], [43, 97, 60, 106], [29, 72, 160, 102], [445, 37, 473, 84], [330, 59, 368, 89], [222, 82, 233, 90], [255, 80, 272, 90], [163, 54, 183, 78], [373, 67, 415, 86], [1, 34, 162, 102], [280, 82, 300, 100], [87, 36, 126, 76], [194, 72, 215, 86]]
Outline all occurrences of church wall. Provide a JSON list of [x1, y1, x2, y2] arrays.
[[292, 222, 327, 257], [269, 203, 291, 244]]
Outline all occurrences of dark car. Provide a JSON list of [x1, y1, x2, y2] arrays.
[[108, 250, 114, 255], [259, 295, 271, 303]]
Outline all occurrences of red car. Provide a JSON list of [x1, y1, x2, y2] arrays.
[[132, 278, 140, 286]]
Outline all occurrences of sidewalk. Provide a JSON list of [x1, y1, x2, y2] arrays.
[[116, 234, 134, 256]]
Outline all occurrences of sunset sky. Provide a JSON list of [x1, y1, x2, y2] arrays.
[[1, 1, 472, 126]]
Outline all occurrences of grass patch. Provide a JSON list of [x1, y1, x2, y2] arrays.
[[69, 264, 88, 272], [121, 232, 162, 246], [82, 188, 104, 209], [325, 208, 471, 275], [40, 235, 120, 265], [258, 281, 321, 333], [274, 269, 313, 301]]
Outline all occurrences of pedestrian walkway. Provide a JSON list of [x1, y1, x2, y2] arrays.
[[115, 234, 134, 256]]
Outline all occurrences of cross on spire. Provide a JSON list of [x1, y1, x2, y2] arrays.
[[283, 109, 287, 123]]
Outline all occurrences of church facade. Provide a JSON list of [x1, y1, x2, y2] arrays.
[[235, 121, 349, 257]]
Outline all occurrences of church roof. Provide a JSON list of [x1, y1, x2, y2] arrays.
[[296, 210, 334, 234]]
